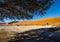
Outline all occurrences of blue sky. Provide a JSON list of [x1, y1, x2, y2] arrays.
[[33, 0, 60, 20], [0, 0, 60, 22]]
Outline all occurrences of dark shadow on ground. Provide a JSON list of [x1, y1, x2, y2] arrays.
[[7, 27, 60, 42]]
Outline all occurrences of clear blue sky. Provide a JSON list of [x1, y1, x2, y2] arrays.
[[0, 0, 60, 22], [33, 0, 60, 20]]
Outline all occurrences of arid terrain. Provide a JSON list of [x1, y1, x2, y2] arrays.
[[0, 17, 60, 26], [0, 17, 60, 42], [12, 17, 60, 26], [0, 27, 60, 42]]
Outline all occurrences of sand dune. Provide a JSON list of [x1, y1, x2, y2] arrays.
[[0, 17, 60, 26], [8, 17, 60, 26]]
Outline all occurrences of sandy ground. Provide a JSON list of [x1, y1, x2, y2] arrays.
[[0, 25, 60, 42], [0, 25, 58, 32]]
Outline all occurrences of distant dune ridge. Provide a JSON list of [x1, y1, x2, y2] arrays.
[[0, 17, 60, 26], [6, 17, 60, 26]]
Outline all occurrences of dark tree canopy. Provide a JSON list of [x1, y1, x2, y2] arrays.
[[0, 0, 54, 21]]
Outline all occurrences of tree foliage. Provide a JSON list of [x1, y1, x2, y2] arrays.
[[0, 0, 54, 21]]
